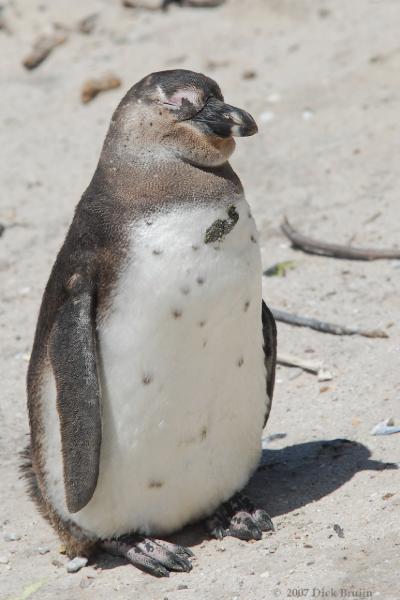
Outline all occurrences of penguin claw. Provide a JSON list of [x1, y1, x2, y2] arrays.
[[206, 493, 274, 542], [138, 539, 193, 573], [152, 538, 195, 559], [100, 537, 194, 577], [253, 508, 275, 532], [227, 511, 262, 541]]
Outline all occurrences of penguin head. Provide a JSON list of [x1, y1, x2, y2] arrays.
[[109, 69, 258, 168]]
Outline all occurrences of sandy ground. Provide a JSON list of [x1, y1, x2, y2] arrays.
[[1, 0, 400, 598]]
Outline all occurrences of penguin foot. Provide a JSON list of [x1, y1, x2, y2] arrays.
[[206, 493, 274, 541], [100, 536, 193, 577]]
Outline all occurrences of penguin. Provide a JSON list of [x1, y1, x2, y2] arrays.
[[25, 69, 277, 577]]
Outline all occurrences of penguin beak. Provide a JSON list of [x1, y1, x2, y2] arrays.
[[191, 97, 258, 138]]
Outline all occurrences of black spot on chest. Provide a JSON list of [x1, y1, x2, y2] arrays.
[[204, 205, 239, 244]]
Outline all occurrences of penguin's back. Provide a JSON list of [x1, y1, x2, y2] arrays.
[[41, 195, 266, 538]]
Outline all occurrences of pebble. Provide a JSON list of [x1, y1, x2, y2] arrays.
[[177, 584, 188, 590], [66, 556, 88, 573], [4, 532, 21, 542], [0, 555, 10, 564], [333, 524, 345, 538], [259, 110, 275, 123], [302, 108, 314, 121], [19, 286, 31, 296], [260, 570, 270, 578], [51, 559, 63, 568], [36, 546, 50, 555], [242, 69, 257, 80], [266, 93, 281, 103]]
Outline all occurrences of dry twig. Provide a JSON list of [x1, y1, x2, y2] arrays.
[[277, 352, 332, 380], [281, 216, 400, 261], [81, 74, 122, 104], [271, 308, 388, 339], [23, 32, 67, 70]]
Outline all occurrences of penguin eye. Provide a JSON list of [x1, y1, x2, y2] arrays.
[[161, 88, 200, 110], [162, 98, 181, 108]]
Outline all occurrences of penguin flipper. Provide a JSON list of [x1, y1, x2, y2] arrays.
[[49, 275, 102, 514], [262, 300, 277, 427]]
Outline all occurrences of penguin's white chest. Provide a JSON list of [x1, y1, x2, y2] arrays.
[[72, 199, 266, 538]]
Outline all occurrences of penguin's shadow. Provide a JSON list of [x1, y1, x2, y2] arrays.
[[96, 438, 396, 569]]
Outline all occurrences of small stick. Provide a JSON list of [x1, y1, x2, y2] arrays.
[[81, 74, 122, 104], [281, 216, 400, 261], [22, 32, 67, 70], [277, 352, 333, 381], [271, 308, 388, 339], [277, 352, 321, 374]]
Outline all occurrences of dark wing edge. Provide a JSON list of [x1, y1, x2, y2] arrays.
[[49, 277, 102, 514], [262, 300, 277, 427]]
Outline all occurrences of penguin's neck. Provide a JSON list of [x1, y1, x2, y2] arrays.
[[92, 152, 243, 211]]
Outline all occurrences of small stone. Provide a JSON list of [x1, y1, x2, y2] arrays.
[[242, 69, 257, 80], [382, 493, 394, 500], [4, 532, 21, 542], [37, 546, 50, 555], [123, 0, 163, 8], [302, 108, 314, 121], [177, 584, 188, 590], [259, 110, 275, 123], [66, 556, 88, 573], [318, 7, 331, 18], [260, 570, 270, 578], [333, 524, 344, 538], [0, 556, 9, 564], [266, 92, 281, 104], [51, 559, 63, 568]]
